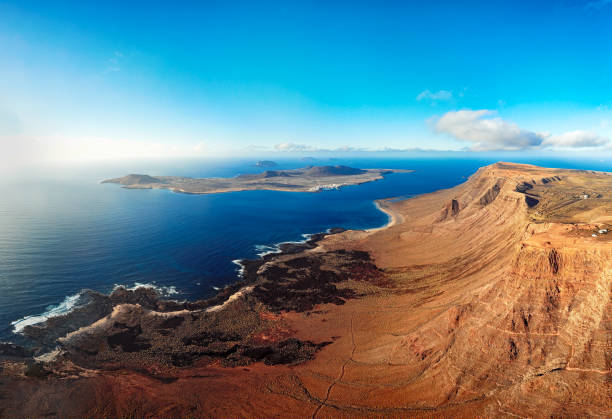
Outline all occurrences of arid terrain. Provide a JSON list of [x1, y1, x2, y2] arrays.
[[102, 165, 408, 194], [1, 162, 611, 418]]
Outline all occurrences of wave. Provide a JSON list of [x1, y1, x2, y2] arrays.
[[254, 244, 280, 257], [112, 282, 179, 296], [255, 233, 316, 257], [233, 232, 322, 278], [11, 282, 180, 335], [11, 293, 83, 334], [232, 259, 246, 277]]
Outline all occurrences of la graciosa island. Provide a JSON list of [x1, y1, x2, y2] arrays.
[[102, 165, 410, 194]]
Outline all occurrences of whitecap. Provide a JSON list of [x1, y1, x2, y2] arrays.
[[11, 293, 83, 334], [254, 244, 280, 257], [112, 282, 179, 296], [232, 231, 327, 280], [232, 259, 246, 277]]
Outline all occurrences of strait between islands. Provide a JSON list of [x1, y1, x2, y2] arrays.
[[1, 162, 611, 418]]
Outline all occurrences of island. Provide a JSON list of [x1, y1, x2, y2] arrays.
[[255, 160, 278, 167], [2, 162, 611, 418], [101, 165, 410, 194]]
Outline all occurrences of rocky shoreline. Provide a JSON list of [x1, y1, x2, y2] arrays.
[[1, 227, 382, 371]]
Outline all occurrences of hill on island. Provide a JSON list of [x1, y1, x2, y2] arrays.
[[236, 170, 292, 180], [303, 165, 367, 176], [238, 165, 368, 181]]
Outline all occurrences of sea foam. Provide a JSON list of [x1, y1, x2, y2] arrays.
[[11, 293, 83, 334], [11, 282, 179, 334], [112, 282, 179, 296]]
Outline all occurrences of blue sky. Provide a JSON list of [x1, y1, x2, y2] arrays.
[[1, 0, 612, 165]]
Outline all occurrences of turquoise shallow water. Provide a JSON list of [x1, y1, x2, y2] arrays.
[[1, 156, 610, 342]]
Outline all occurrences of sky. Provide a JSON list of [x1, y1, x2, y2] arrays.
[[1, 0, 612, 167]]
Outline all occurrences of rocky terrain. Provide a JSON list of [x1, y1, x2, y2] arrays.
[[1, 162, 610, 418], [102, 165, 408, 194]]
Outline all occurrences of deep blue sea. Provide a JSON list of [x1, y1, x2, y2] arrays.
[[1, 156, 611, 341]]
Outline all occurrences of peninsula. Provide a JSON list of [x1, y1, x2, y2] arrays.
[[2, 162, 611, 418], [102, 165, 409, 194]]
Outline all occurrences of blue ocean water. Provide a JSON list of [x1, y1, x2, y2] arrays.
[[1, 156, 610, 341]]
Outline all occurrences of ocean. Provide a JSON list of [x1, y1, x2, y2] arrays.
[[1, 156, 610, 342]]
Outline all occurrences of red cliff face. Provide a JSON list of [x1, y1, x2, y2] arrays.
[[289, 162, 612, 417]]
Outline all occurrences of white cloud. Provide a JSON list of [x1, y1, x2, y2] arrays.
[[432, 110, 544, 150], [273, 143, 415, 153], [274, 142, 316, 152], [273, 143, 370, 152], [432, 109, 609, 151], [543, 130, 609, 148], [416, 89, 453, 102]]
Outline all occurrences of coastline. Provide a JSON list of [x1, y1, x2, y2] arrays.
[[366, 198, 402, 233], [2, 222, 379, 371], [208, 196, 400, 322], [7, 188, 400, 345], [5, 227, 350, 350], [232, 195, 400, 281]]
